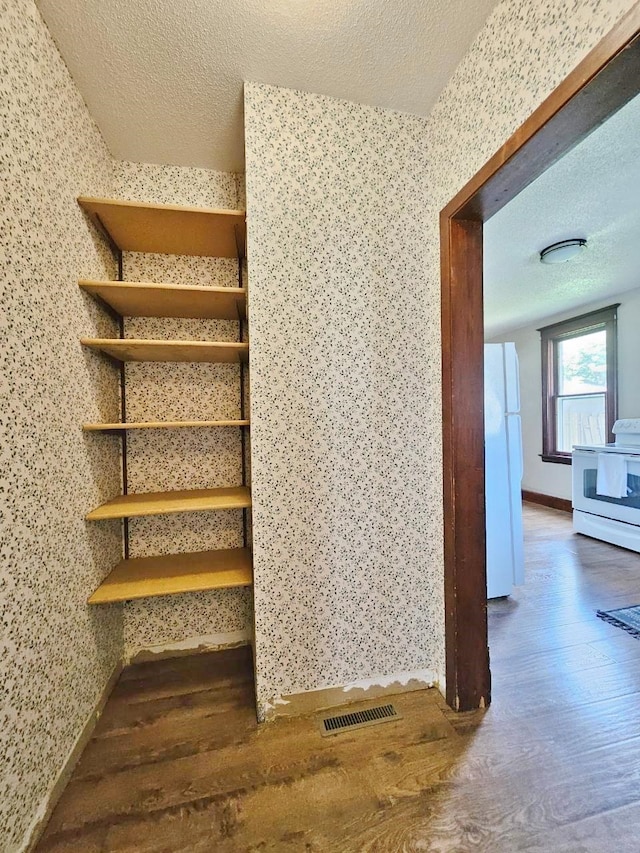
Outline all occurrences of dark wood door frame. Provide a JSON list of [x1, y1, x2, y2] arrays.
[[441, 4, 640, 712]]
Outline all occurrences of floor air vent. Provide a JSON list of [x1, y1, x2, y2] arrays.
[[319, 703, 402, 737]]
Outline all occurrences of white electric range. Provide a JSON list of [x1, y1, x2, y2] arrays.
[[572, 419, 640, 552]]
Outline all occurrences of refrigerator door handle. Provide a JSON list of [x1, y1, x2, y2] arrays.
[[506, 411, 525, 586], [503, 342, 521, 414], [512, 348, 521, 413], [507, 412, 524, 482]]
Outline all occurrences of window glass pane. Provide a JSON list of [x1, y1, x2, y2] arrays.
[[556, 393, 606, 452], [557, 330, 607, 394]]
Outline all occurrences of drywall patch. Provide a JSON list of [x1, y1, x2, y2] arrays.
[[342, 669, 438, 693], [125, 629, 251, 664], [438, 671, 447, 700], [260, 695, 292, 718], [261, 669, 439, 722]]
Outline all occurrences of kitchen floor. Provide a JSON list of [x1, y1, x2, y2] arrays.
[[37, 504, 640, 852]]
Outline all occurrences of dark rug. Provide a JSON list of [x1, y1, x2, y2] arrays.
[[597, 605, 640, 638]]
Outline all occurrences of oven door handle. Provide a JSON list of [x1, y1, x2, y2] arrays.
[[574, 450, 640, 464]]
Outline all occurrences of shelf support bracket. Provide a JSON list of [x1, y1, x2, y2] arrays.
[[116, 248, 130, 561], [237, 256, 248, 550]]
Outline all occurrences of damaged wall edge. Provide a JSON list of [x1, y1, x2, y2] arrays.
[[125, 629, 252, 665], [260, 668, 441, 722]]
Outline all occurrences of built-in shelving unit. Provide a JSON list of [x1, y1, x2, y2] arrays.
[[83, 419, 250, 432], [80, 338, 249, 363], [77, 196, 246, 257], [88, 547, 253, 604], [79, 195, 251, 606], [79, 280, 246, 320]]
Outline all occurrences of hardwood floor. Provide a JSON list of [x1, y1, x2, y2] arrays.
[[36, 504, 640, 852]]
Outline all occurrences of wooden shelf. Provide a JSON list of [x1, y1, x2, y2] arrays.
[[81, 338, 249, 363], [77, 196, 246, 258], [79, 280, 247, 320], [88, 547, 252, 604], [86, 486, 251, 521], [83, 419, 250, 432]]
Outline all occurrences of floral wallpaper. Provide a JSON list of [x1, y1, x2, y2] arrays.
[[1, 2, 122, 849], [244, 0, 637, 718], [245, 83, 442, 717], [113, 159, 244, 209]]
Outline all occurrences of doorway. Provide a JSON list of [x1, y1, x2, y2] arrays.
[[441, 6, 640, 712]]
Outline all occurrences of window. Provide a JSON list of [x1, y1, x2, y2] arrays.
[[539, 304, 618, 464]]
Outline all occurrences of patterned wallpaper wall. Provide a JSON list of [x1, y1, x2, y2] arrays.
[[1, 2, 122, 849], [245, 84, 442, 717], [113, 160, 244, 208], [112, 162, 252, 657], [244, 0, 637, 717]]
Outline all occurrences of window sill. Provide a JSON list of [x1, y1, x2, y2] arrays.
[[540, 454, 572, 465]]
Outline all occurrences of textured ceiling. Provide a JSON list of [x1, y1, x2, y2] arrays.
[[36, 0, 498, 172], [484, 92, 640, 339]]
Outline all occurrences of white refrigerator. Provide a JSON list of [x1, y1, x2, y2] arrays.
[[484, 342, 525, 598]]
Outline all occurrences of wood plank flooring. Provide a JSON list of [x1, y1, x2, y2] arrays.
[[36, 504, 640, 852]]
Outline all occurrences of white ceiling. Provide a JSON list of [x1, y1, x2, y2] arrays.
[[484, 92, 640, 339], [37, 0, 498, 173]]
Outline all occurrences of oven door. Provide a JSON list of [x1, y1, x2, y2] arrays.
[[572, 449, 640, 525]]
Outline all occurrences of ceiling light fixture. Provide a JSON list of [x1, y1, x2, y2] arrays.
[[539, 238, 587, 264]]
